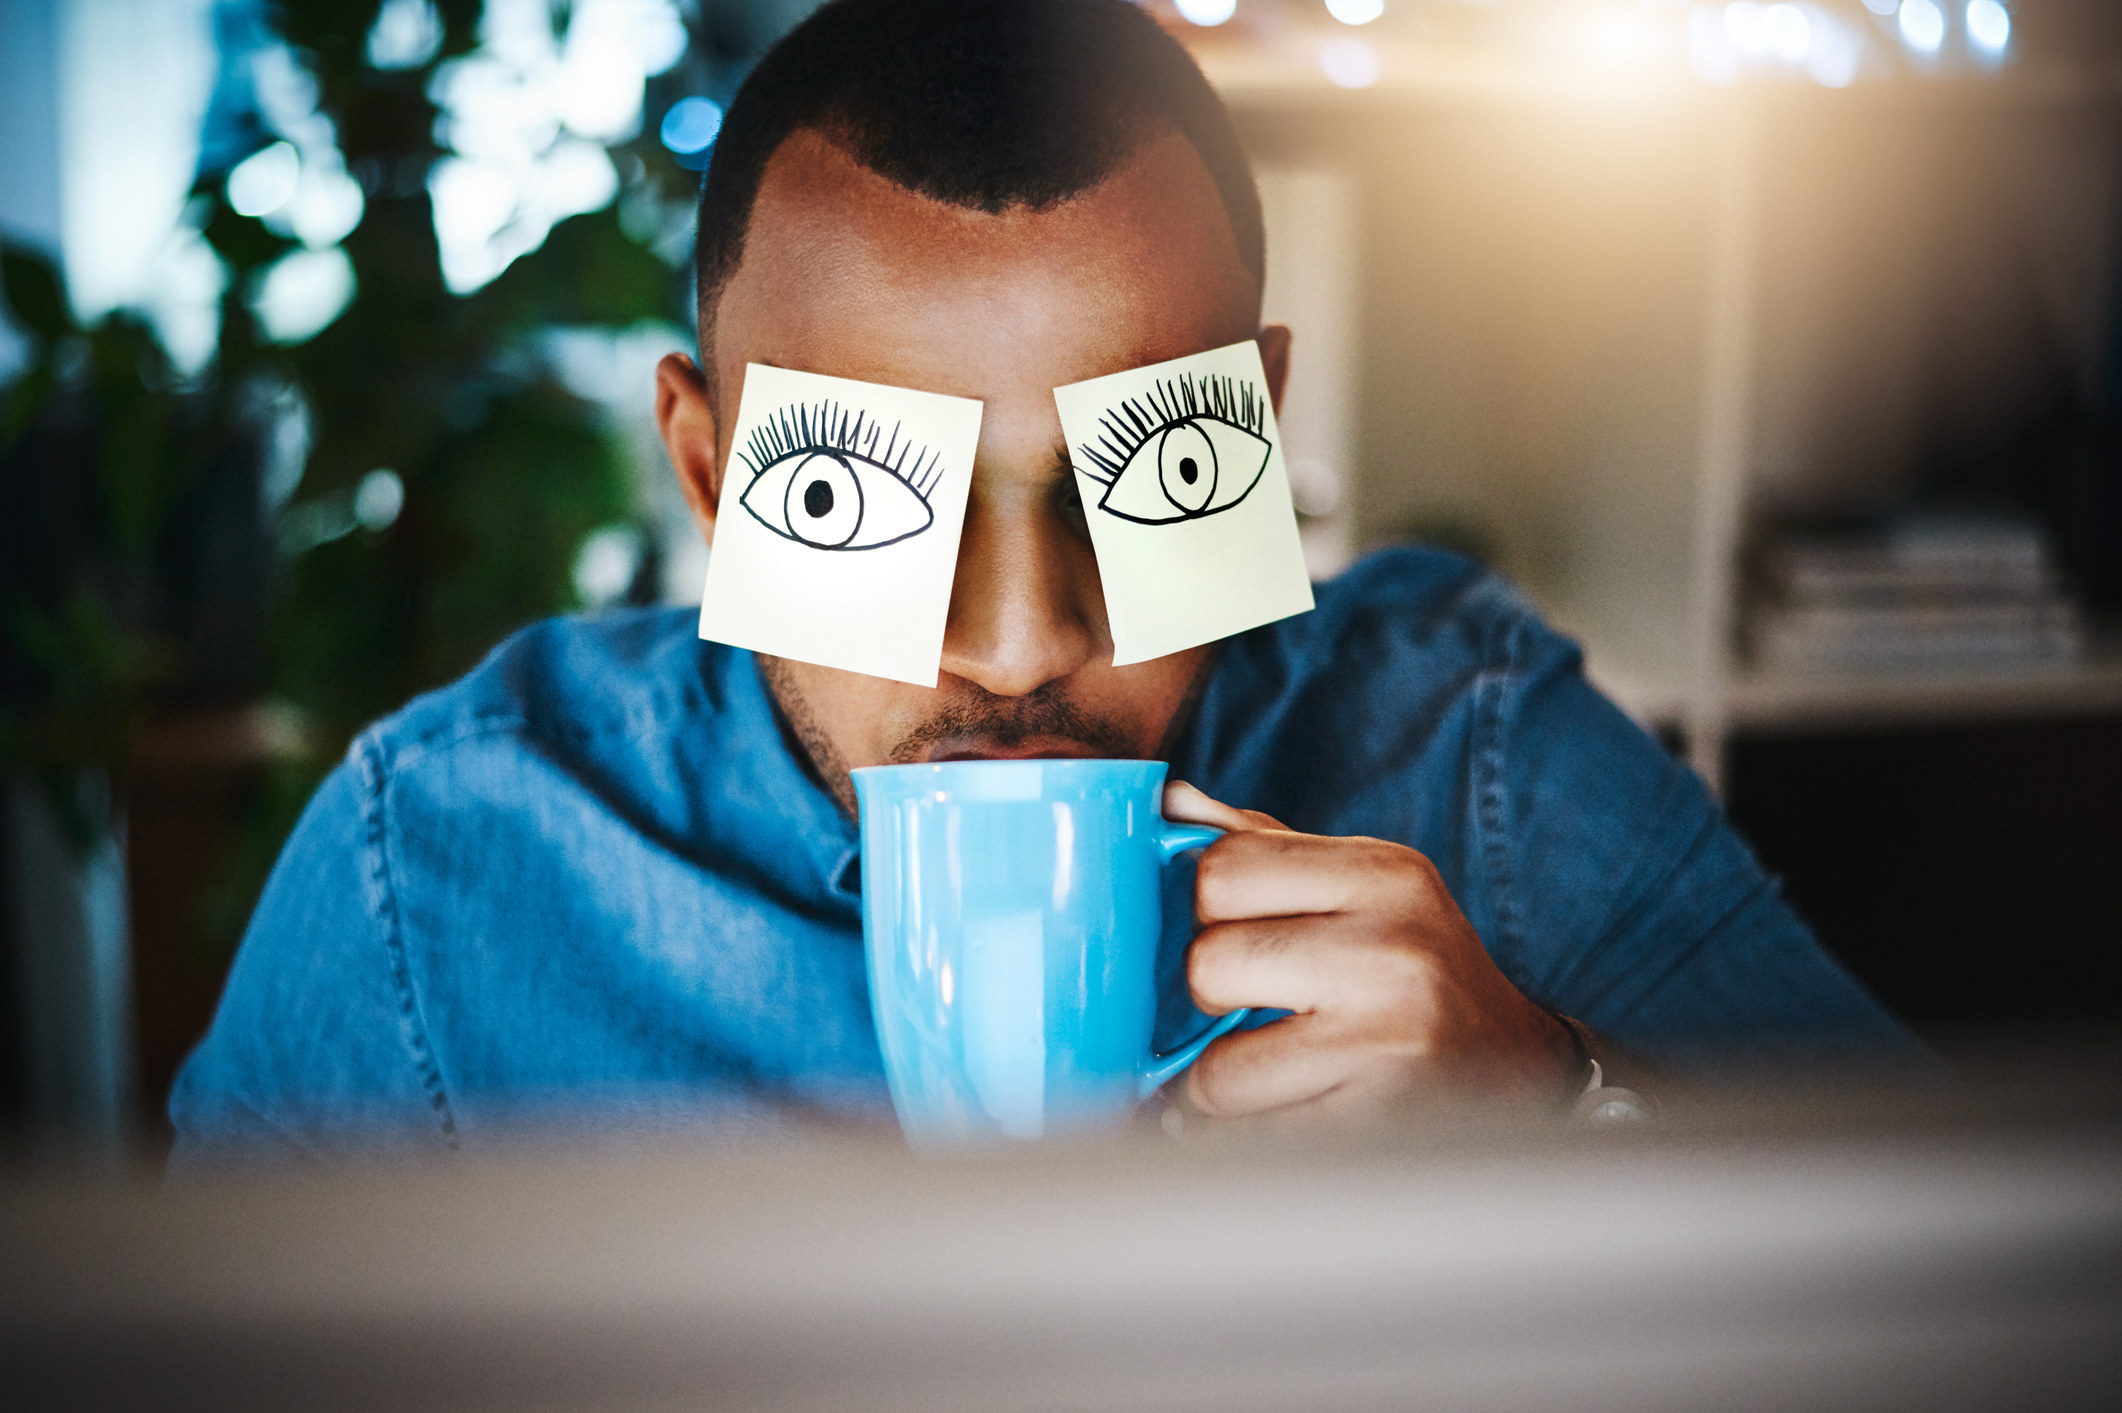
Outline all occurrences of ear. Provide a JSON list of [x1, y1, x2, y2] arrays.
[[1256, 324, 1292, 417], [656, 353, 723, 543]]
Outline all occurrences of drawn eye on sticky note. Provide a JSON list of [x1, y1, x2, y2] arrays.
[[700, 364, 981, 686], [735, 400, 946, 550], [1074, 372, 1271, 525], [1054, 340, 1314, 666]]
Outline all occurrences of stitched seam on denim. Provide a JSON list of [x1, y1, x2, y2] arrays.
[[379, 712, 541, 774], [379, 649, 714, 768], [354, 731, 460, 1146], [1472, 606, 1527, 978]]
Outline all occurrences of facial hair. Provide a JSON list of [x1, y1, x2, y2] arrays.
[[884, 679, 1145, 764], [757, 656, 1169, 816]]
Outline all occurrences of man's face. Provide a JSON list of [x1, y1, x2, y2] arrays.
[[657, 126, 1286, 809]]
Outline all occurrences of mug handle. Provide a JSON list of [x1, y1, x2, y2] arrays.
[[1138, 822, 1253, 1099]]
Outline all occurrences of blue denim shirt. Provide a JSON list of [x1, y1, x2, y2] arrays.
[[171, 549, 1916, 1154]]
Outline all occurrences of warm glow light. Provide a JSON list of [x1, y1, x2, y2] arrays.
[[1576, 7, 1654, 68], [1319, 36, 1379, 88], [1899, 0, 1945, 53], [1700, 3, 1863, 88], [227, 141, 301, 218], [1966, 0, 2010, 53], [1325, 0, 1385, 26], [1765, 3, 1811, 62], [1174, 0, 1237, 26], [1724, 1, 1769, 53]]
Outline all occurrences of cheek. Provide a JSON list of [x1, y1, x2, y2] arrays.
[[806, 671, 908, 742], [764, 658, 897, 767], [1094, 649, 1214, 738]]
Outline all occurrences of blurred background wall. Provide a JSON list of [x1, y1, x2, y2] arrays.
[[2, 0, 2118, 1153]]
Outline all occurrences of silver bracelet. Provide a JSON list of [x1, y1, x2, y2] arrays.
[[1555, 1014, 1653, 1126]]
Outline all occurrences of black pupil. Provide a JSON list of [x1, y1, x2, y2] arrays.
[[1178, 457, 1199, 485], [803, 479, 835, 519]]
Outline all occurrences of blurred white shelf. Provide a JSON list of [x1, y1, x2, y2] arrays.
[[1581, 635, 2122, 738], [1581, 658, 1689, 734], [1725, 635, 2122, 733]]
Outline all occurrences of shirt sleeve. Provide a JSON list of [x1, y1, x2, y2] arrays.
[[1483, 613, 1931, 1075], [167, 746, 453, 1162]]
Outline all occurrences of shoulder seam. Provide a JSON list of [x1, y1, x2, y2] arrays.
[[352, 732, 461, 1147], [371, 710, 536, 776], [364, 611, 714, 764]]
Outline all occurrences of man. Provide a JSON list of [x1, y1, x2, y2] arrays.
[[172, 0, 1915, 1155]]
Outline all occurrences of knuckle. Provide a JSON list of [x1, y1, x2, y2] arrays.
[[1381, 840, 1437, 885], [1192, 839, 1235, 892], [1185, 927, 1238, 1004], [1191, 838, 1256, 916]]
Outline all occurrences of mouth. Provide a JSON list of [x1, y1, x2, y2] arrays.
[[920, 735, 1120, 764]]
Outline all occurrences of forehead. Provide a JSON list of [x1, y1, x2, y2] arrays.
[[711, 128, 1258, 404]]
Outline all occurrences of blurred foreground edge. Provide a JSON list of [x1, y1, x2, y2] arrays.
[[2, 1048, 2118, 1413]]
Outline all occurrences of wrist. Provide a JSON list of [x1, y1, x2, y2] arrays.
[[1547, 1012, 1654, 1126]]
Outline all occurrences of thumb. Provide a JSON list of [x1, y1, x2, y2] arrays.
[[1163, 779, 1290, 833]]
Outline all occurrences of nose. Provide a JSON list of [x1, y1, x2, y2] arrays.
[[938, 485, 1100, 697]]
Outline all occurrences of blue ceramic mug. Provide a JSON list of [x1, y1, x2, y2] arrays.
[[851, 758, 1252, 1145]]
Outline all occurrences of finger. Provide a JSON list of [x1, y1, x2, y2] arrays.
[[1183, 1013, 1365, 1118], [1186, 914, 1359, 1016], [1162, 779, 1289, 833], [1194, 829, 1438, 923]]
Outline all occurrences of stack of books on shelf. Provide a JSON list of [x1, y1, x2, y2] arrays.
[[1749, 513, 2083, 674]]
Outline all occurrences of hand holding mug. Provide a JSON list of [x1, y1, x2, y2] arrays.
[[1161, 780, 1579, 1122]]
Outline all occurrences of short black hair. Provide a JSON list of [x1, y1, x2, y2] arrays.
[[693, 0, 1263, 355]]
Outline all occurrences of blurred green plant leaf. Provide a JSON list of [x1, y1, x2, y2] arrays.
[[0, 243, 76, 340], [477, 205, 679, 330]]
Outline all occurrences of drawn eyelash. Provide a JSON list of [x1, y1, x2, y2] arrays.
[[1073, 374, 1265, 485], [739, 399, 946, 498]]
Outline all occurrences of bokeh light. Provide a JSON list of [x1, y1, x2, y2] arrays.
[[426, 0, 686, 292], [353, 469, 406, 533], [1325, 0, 1385, 27], [1694, 2, 1864, 88], [1899, 0, 1946, 53], [1174, 0, 1238, 28], [253, 246, 356, 344], [1319, 36, 1380, 88], [227, 141, 300, 218], [366, 0, 444, 70], [1765, 3, 1811, 63], [661, 96, 724, 172], [1966, 0, 2011, 54], [573, 525, 645, 606]]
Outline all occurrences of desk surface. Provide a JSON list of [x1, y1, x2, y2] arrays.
[[4, 1077, 2119, 1413]]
